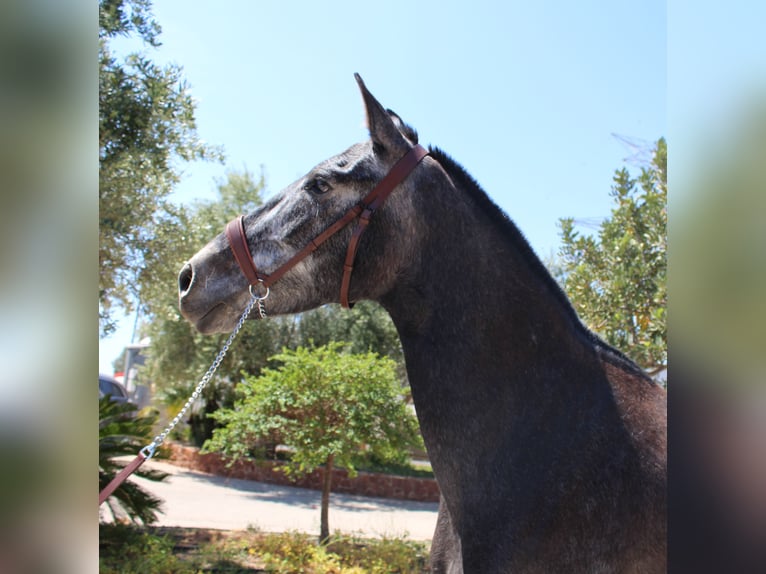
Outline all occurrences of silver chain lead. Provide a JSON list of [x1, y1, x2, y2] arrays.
[[140, 291, 267, 459]]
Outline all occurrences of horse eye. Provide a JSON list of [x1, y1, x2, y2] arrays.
[[304, 178, 331, 195]]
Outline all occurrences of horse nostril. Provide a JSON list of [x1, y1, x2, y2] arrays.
[[178, 262, 194, 297]]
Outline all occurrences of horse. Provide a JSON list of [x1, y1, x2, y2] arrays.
[[178, 74, 667, 573]]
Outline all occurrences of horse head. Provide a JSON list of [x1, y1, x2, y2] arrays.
[[178, 75, 429, 333]]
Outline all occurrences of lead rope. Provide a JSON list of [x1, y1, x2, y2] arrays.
[[99, 287, 268, 506]]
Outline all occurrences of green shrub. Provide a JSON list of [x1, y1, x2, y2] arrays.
[[255, 531, 428, 573], [98, 526, 430, 573], [328, 534, 429, 574], [99, 524, 194, 574]]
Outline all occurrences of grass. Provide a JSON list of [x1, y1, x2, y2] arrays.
[[99, 524, 431, 573]]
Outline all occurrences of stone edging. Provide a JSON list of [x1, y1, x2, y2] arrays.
[[166, 443, 441, 503]]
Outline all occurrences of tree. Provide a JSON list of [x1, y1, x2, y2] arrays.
[[99, 398, 168, 524], [141, 167, 281, 444], [99, 0, 220, 335], [557, 138, 667, 377], [203, 344, 424, 542], [293, 300, 405, 374]]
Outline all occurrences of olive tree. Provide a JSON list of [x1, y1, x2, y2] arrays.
[[99, 0, 220, 335]]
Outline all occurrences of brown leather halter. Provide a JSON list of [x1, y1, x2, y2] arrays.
[[225, 144, 429, 308]]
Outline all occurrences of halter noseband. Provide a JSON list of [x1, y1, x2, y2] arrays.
[[225, 144, 429, 309]]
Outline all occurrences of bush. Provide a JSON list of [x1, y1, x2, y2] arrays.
[[256, 531, 428, 574], [328, 534, 429, 574], [98, 525, 431, 573], [99, 524, 194, 574]]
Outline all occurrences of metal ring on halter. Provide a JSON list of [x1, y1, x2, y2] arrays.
[[249, 280, 270, 300]]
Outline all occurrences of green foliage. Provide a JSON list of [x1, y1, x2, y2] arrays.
[[99, 0, 221, 335], [257, 531, 354, 573], [204, 343, 423, 476], [256, 531, 429, 573], [99, 398, 168, 524], [99, 525, 430, 573], [325, 534, 429, 574], [99, 0, 161, 46], [558, 138, 667, 376], [295, 301, 403, 365], [99, 524, 193, 574]]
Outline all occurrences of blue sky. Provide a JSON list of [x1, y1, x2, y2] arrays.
[[101, 0, 667, 371]]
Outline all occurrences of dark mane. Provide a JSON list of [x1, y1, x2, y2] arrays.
[[427, 146, 647, 378]]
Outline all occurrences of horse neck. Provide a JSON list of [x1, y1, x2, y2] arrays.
[[379, 172, 616, 488], [383, 175, 594, 381]]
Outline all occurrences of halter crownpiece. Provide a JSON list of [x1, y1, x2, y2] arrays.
[[225, 144, 429, 308]]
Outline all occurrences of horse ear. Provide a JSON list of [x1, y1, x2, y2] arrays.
[[354, 73, 409, 155]]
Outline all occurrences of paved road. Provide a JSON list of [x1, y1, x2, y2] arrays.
[[112, 460, 439, 541]]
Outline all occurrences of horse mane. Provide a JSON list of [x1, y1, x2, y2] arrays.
[[427, 145, 648, 378]]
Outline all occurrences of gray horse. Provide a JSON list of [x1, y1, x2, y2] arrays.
[[179, 75, 667, 573]]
